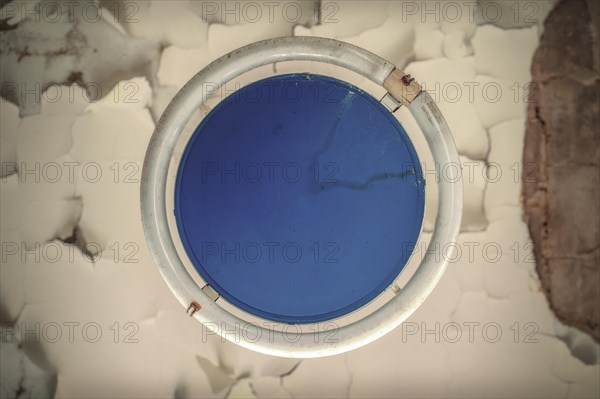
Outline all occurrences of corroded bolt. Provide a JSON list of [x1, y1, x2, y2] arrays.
[[401, 74, 415, 86], [187, 301, 201, 317]]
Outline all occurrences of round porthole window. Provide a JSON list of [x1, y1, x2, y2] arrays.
[[141, 37, 462, 358]]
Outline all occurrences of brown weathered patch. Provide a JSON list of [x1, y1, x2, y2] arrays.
[[524, 0, 600, 341]]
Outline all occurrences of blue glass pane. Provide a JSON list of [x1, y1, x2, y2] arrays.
[[175, 74, 425, 324]]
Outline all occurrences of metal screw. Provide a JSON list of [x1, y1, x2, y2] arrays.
[[187, 301, 201, 317], [401, 74, 415, 86]]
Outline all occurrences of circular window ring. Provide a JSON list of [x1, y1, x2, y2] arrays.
[[141, 36, 463, 358]]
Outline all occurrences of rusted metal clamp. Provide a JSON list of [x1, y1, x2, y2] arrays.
[[382, 69, 423, 108]]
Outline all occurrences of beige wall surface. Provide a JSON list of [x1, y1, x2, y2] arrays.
[[0, 1, 598, 398]]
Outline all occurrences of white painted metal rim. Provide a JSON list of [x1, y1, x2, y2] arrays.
[[141, 36, 463, 358]]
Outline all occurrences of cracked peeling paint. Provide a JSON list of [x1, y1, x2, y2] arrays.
[[0, 1, 598, 398]]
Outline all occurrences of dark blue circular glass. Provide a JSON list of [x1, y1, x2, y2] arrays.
[[175, 73, 425, 324]]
